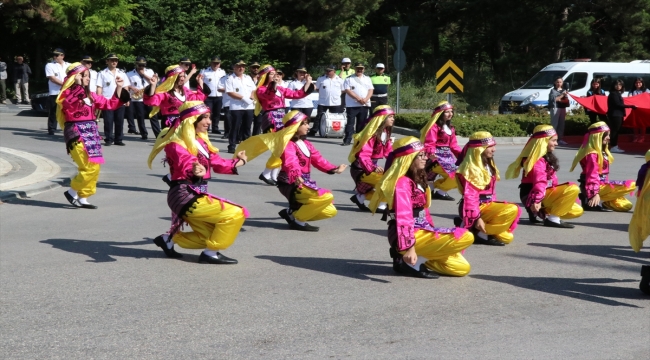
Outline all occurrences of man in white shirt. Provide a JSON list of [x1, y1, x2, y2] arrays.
[[342, 62, 373, 145], [289, 67, 314, 116], [97, 53, 132, 146], [179, 57, 197, 90], [200, 56, 226, 134], [126, 56, 156, 140], [217, 69, 232, 139], [80, 55, 98, 94], [225, 59, 256, 153], [45, 48, 69, 135]]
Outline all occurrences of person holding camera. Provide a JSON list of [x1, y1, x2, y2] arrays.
[[548, 77, 569, 145]]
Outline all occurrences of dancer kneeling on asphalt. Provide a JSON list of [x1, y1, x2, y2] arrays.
[[420, 101, 462, 201], [147, 101, 249, 264], [235, 110, 347, 231], [506, 124, 583, 227], [455, 132, 521, 246], [368, 136, 474, 278], [629, 150, 650, 294], [58, 62, 130, 209], [348, 105, 394, 212], [570, 121, 636, 212]]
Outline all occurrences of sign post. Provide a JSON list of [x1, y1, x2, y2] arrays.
[[391, 26, 408, 113], [435, 59, 464, 104]]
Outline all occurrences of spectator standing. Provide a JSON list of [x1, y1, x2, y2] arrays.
[[0, 57, 7, 104], [585, 78, 606, 124], [275, 70, 291, 112], [45, 48, 69, 134], [12, 56, 32, 104], [628, 77, 649, 143], [314, 64, 344, 134], [97, 54, 131, 146], [126, 56, 156, 139], [225, 59, 256, 153], [336, 58, 354, 109], [200, 56, 226, 134], [370, 63, 390, 110], [548, 76, 569, 145], [289, 67, 314, 117], [217, 68, 232, 139], [179, 57, 197, 89], [249, 62, 261, 84], [607, 79, 636, 153], [342, 62, 373, 146]]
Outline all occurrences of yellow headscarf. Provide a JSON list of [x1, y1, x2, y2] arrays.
[[570, 121, 613, 172], [505, 125, 557, 179], [149, 65, 185, 118], [147, 101, 217, 168], [233, 110, 307, 161], [253, 64, 275, 116], [55, 62, 89, 129], [456, 131, 499, 191], [348, 105, 395, 163], [419, 100, 453, 144], [368, 136, 430, 213]]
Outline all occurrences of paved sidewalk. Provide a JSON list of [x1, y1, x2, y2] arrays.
[[0, 146, 76, 202]]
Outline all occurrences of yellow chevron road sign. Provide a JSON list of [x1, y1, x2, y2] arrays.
[[436, 60, 464, 93]]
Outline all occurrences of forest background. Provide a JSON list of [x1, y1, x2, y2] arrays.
[[2, 0, 650, 111]]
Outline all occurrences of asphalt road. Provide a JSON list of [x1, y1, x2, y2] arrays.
[[1, 113, 648, 359]]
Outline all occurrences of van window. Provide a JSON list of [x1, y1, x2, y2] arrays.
[[594, 73, 650, 92], [521, 71, 567, 89], [563, 72, 587, 90]]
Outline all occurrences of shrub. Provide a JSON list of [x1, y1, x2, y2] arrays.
[[395, 113, 591, 137]]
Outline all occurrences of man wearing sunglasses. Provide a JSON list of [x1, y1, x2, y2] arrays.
[[97, 54, 132, 146], [45, 48, 69, 135], [126, 56, 157, 139]]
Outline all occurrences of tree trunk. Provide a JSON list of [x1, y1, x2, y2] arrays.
[[554, 7, 569, 62], [300, 44, 307, 67]]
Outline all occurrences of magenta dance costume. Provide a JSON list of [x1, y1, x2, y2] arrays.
[[57, 62, 130, 209], [420, 101, 462, 201]]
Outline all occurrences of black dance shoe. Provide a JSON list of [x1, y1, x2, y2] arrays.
[[543, 219, 575, 228], [79, 203, 98, 209], [63, 191, 80, 207], [290, 222, 320, 232], [350, 195, 370, 212], [161, 175, 172, 187], [640, 265, 650, 295], [473, 234, 506, 246], [104, 141, 112, 146], [153, 235, 183, 258], [278, 209, 293, 225], [398, 262, 439, 279], [583, 204, 613, 212], [525, 208, 543, 224], [432, 192, 455, 201], [453, 216, 462, 227], [258, 173, 277, 186], [198, 252, 238, 264]]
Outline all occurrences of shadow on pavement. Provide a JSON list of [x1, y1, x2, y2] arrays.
[[242, 219, 290, 231], [576, 221, 630, 232], [96, 181, 167, 194], [351, 228, 386, 237], [40, 238, 160, 263], [209, 177, 271, 187], [256, 255, 393, 283], [471, 274, 643, 308], [0, 126, 62, 143], [528, 243, 650, 265], [3, 198, 77, 209]]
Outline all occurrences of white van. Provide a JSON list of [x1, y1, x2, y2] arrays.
[[499, 60, 650, 114]]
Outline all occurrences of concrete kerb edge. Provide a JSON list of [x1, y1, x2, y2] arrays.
[[0, 153, 77, 203], [392, 126, 530, 145]]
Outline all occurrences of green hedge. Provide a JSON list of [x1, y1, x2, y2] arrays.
[[394, 113, 592, 137]]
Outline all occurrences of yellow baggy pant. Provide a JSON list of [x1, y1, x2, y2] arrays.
[[430, 163, 457, 192], [358, 171, 383, 198], [479, 202, 520, 244], [542, 183, 584, 219], [400, 229, 474, 277], [600, 182, 636, 212], [173, 197, 246, 251], [293, 187, 337, 223], [266, 154, 282, 169], [69, 141, 101, 198]]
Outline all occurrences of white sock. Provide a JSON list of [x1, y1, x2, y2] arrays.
[[271, 167, 281, 181], [546, 214, 561, 224], [294, 219, 306, 226], [78, 197, 91, 205], [287, 209, 295, 220], [377, 202, 387, 210], [161, 234, 174, 249], [435, 190, 448, 196], [356, 193, 366, 202], [67, 188, 78, 199], [477, 231, 488, 240], [262, 168, 273, 179], [165, 174, 171, 181], [203, 250, 218, 258]]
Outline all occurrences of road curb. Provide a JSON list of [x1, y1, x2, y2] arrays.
[[0, 151, 77, 203], [392, 126, 531, 145]]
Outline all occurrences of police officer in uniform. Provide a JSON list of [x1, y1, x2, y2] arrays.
[[313, 64, 344, 135], [342, 62, 373, 145], [200, 56, 227, 134], [126, 56, 156, 139], [45, 48, 69, 135], [217, 67, 232, 139], [225, 59, 256, 153], [97, 54, 131, 146], [370, 63, 390, 110], [80, 56, 98, 94]]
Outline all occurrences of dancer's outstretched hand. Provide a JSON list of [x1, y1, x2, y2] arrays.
[[236, 151, 247, 165], [334, 164, 347, 174]]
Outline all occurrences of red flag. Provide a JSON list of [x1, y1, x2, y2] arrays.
[[570, 93, 650, 128]]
